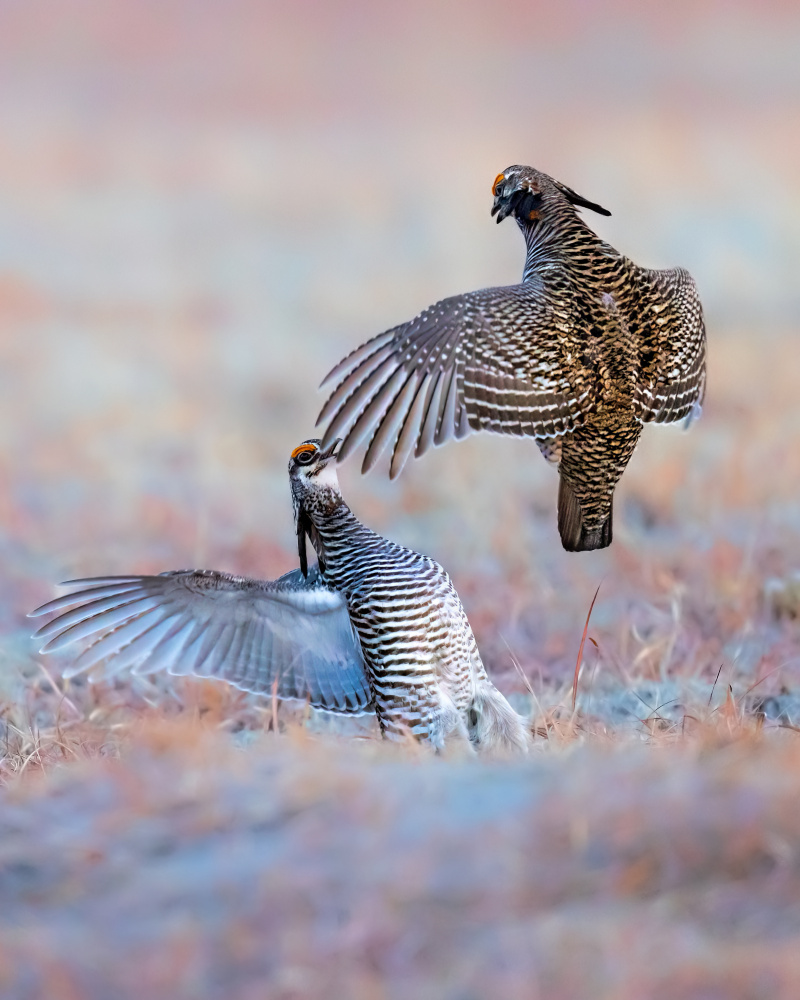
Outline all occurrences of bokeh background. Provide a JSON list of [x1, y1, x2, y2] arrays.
[[2, 2, 800, 997]]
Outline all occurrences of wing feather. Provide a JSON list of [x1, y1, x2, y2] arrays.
[[66, 611, 174, 676], [416, 370, 444, 457], [633, 266, 707, 424], [320, 329, 396, 388], [317, 341, 397, 425], [33, 592, 155, 638], [389, 373, 432, 478], [337, 365, 409, 462], [36, 597, 162, 652], [361, 371, 421, 473], [139, 618, 200, 676], [29, 568, 373, 715], [28, 581, 144, 618], [435, 364, 459, 447], [105, 614, 180, 674], [317, 284, 586, 473]]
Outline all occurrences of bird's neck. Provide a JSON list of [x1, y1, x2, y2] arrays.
[[302, 495, 379, 563], [517, 208, 617, 283]]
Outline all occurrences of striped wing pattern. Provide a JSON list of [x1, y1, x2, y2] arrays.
[[634, 266, 707, 425], [29, 566, 373, 715], [318, 285, 587, 479]]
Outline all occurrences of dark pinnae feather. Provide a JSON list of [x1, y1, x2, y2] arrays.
[[556, 182, 611, 217]]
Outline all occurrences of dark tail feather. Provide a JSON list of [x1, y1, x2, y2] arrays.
[[557, 477, 613, 552]]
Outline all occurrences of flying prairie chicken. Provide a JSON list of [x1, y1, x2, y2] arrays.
[[317, 164, 706, 551], [30, 440, 530, 755]]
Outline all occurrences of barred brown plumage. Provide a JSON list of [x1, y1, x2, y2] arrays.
[[317, 164, 707, 551], [29, 440, 530, 755], [290, 439, 530, 753]]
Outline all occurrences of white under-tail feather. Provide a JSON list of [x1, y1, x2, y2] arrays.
[[469, 682, 531, 755]]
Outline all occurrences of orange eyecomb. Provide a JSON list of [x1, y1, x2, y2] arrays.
[[492, 173, 505, 196], [291, 443, 317, 459]]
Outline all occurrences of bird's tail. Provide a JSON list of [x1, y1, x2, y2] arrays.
[[469, 682, 531, 755], [557, 476, 613, 552]]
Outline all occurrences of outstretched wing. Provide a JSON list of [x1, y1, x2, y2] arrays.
[[318, 284, 591, 479], [29, 566, 373, 715], [633, 266, 707, 425]]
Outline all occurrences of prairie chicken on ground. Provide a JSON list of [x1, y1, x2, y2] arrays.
[[318, 164, 707, 551], [30, 440, 529, 754]]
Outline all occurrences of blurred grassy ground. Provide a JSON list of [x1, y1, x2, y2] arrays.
[[1, 0, 800, 996], [5, 713, 800, 999]]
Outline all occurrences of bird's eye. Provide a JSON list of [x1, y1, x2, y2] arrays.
[[296, 450, 316, 465]]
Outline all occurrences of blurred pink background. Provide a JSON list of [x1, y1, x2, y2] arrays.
[[1, 0, 799, 694]]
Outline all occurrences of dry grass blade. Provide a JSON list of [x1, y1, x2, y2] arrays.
[[572, 582, 602, 713], [35, 659, 82, 719], [708, 662, 725, 708]]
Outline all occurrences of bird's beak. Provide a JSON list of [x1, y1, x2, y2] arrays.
[[491, 195, 513, 224], [319, 438, 341, 461]]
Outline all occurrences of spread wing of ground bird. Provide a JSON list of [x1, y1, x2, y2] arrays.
[[318, 164, 706, 551]]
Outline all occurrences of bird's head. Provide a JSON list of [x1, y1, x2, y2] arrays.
[[491, 165, 611, 225], [288, 439, 342, 492]]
